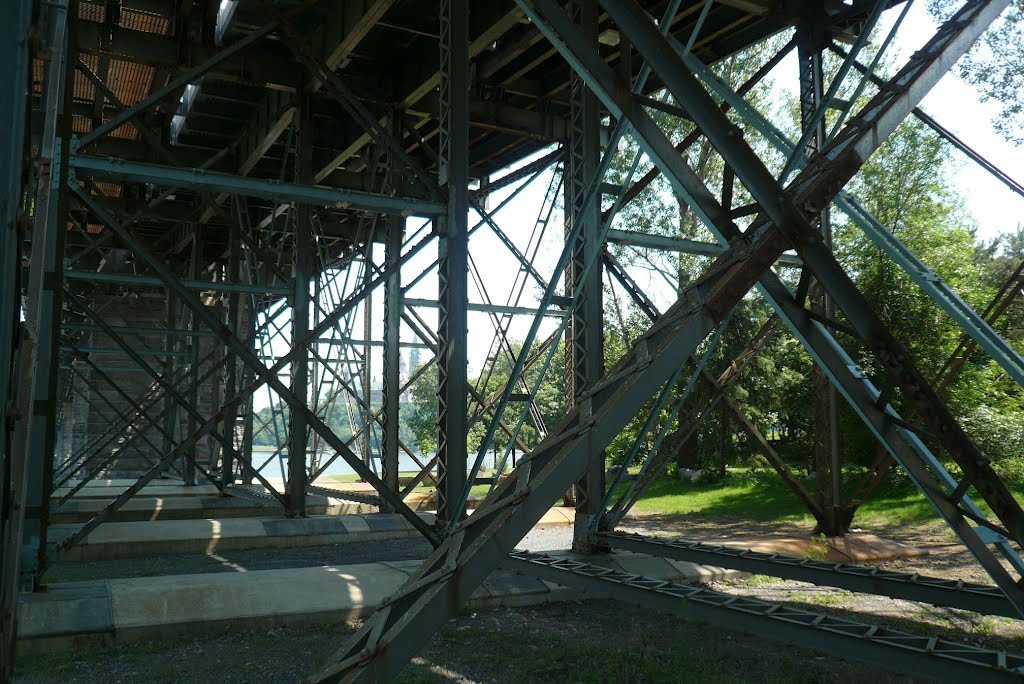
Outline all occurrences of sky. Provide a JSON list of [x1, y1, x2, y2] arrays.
[[254, 1, 1024, 418], [861, 1, 1024, 243]]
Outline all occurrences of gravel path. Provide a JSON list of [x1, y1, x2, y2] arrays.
[[15, 600, 925, 683], [516, 525, 573, 552]]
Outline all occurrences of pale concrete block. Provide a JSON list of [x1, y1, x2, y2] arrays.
[[109, 563, 411, 630], [52, 484, 219, 500], [341, 516, 371, 534], [17, 581, 112, 639], [120, 497, 203, 512], [536, 507, 574, 526], [609, 554, 676, 579]]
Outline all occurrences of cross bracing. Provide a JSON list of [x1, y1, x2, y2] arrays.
[[2, 0, 1024, 682]]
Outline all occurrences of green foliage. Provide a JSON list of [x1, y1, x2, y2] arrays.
[[928, 0, 1024, 145], [404, 342, 568, 460], [406, 370, 438, 456], [251, 396, 417, 454]]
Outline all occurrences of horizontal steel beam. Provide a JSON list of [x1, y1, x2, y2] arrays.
[[316, 337, 433, 350], [403, 297, 567, 317], [58, 365, 151, 372], [601, 532, 1018, 618], [65, 270, 292, 295], [62, 323, 217, 338], [410, 94, 572, 141], [61, 345, 193, 358], [606, 228, 802, 267], [68, 154, 445, 216]]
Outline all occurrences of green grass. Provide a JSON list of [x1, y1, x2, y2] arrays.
[[627, 472, 817, 523], [624, 467, 1024, 529], [329, 464, 1024, 529]]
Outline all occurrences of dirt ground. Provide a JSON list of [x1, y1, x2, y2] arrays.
[[16, 512, 1024, 683]]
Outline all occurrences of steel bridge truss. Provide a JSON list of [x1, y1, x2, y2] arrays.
[[3, 0, 1024, 682]]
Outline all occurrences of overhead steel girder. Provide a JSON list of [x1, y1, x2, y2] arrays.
[[314, 3, 524, 180], [75, 15, 291, 149], [603, 0, 1024, 539], [261, 1, 440, 200], [410, 94, 572, 141], [831, 43, 1024, 201], [68, 154, 444, 216], [73, 22, 302, 91], [601, 532, 1019, 618], [62, 323, 216, 338], [508, 552, 1024, 682], [308, 2, 1019, 679], [200, 2, 398, 223]]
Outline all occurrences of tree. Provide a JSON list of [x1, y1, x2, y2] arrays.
[[928, 0, 1024, 144], [406, 367, 438, 456], [600, 36, 790, 472], [404, 343, 568, 465]]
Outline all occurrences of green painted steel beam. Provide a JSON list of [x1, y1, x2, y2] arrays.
[[62, 323, 217, 337], [61, 345, 194, 358], [64, 269, 291, 295], [606, 228, 803, 267], [404, 297, 566, 317], [317, 337, 432, 350], [68, 153, 444, 216], [58, 365, 151, 373]]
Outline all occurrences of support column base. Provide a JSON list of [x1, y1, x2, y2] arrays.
[[571, 514, 610, 554]]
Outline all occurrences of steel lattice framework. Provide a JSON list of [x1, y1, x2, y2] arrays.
[[3, 1, 1024, 682]]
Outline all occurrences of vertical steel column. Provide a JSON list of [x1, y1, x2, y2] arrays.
[[209, 269, 224, 475], [1, 0, 61, 673], [797, 12, 845, 534], [362, 248, 373, 471], [566, 0, 605, 552], [58, 393, 74, 466], [381, 114, 405, 505], [184, 231, 201, 486], [221, 218, 241, 486], [18, 0, 73, 584], [240, 302, 256, 485], [162, 293, 179, 466], [436, 0, 470, 527], [289, 87, 313, 517]]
